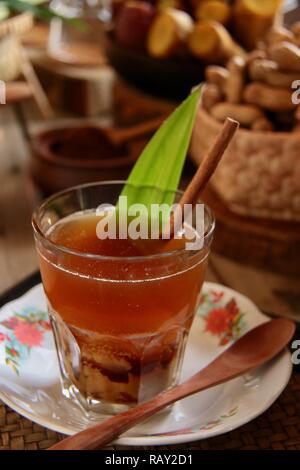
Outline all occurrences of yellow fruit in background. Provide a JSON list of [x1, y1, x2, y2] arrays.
[[195, 1, 231, 25], [233, 0, 284, 50]]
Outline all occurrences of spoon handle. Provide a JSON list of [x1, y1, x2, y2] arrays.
[[49, 391, 175, 450], [49, 319, 295, 450], [49, 371, 221, 450]]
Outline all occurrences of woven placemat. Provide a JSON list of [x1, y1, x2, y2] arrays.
[[1, 371, 300, 451]]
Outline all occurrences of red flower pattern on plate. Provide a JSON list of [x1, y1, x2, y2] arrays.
[[14, 322, 43, 347], [6, 347, 19, 357], [200, 290, 245, 346], [205, 308, 232, 336], [0, 308, 51, 374], [0, 332, 6, 342], [38, 320, 52, 331], [1, 318, 20, 330], [211, 290, 224, 304]]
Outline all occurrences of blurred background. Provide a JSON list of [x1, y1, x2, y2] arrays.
[[1, 0, 300, 323]]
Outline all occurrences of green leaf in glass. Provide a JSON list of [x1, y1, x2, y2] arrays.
[[118, 87, 202, 217]]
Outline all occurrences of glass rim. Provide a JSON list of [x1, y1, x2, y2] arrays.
[[32, 180, 215, 262]]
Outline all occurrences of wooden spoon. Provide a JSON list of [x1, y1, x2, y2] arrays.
[[103, 115, 167, 147], [49, 318, 295, 450]]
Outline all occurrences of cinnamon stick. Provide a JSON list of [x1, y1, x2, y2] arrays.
[[169, 117, 239, 238]]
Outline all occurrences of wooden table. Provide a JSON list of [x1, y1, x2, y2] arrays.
[[1, 78, 300, 451]]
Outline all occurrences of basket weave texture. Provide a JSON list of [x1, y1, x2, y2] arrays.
[[190, 108, 300, 222], [1, 372, 300, 450], [0, 12, 33, 39]]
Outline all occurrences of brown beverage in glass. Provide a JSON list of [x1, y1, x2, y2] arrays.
[[33, 182, 214, 416]]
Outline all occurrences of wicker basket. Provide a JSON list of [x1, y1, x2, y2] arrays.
[[0, 12, 33, 39], [0, 13, 34, 81], [0, 36, 22, 81], [190, 107, 300, 222]]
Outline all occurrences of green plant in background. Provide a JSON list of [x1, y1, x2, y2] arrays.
[[0, 0, 80, 25]]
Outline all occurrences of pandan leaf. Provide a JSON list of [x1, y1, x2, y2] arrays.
[[118, 87, 202, 214]]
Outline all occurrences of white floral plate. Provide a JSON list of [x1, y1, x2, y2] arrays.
[[0, 282, 292, 446]]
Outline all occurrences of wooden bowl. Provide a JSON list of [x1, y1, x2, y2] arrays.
[[30, 126, 147, 195], [105, 32, 204, 101]]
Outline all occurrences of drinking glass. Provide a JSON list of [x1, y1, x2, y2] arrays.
[[48, 0, 112, 65], [32, 181, 214, 418]]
